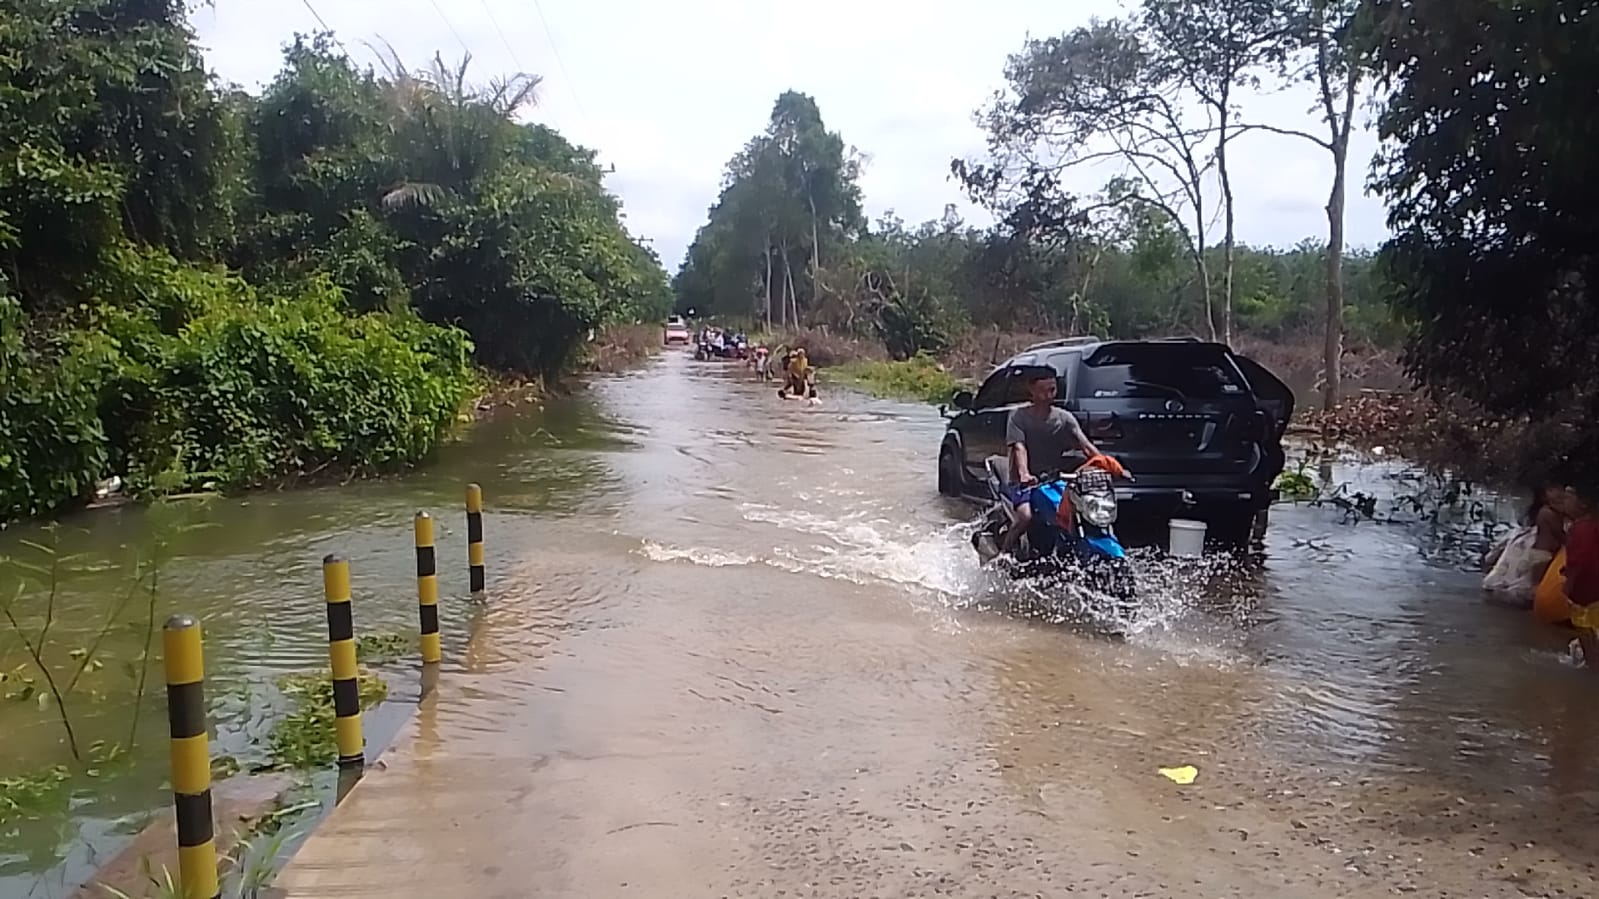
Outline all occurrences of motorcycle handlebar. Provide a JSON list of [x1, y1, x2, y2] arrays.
[[1021, 465, 1135, 486]]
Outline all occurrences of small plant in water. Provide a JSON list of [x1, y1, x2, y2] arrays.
[[269, 669, 388, 769], [1273, 468, 1318, 502], [355, 632, 412, 665], [0, 765, 71, 824]]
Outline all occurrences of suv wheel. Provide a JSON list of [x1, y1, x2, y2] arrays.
[[938, 446, 963, 497]]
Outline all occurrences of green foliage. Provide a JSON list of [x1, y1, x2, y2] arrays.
[[876, 290, 954, 360], [1274, 463, 1319, 501], [673, 91, 864, 327], [1370, 0, 1599, 472], [678, 88, 1401, 366], [268, 669, 388, 770], [830, 355, 967, 405], [0, 765, 70, 825], [238, 37, 670, 383], [0, 10, 666, 523]]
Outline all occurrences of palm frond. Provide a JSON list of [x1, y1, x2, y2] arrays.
[[380, 181, 451, 212]]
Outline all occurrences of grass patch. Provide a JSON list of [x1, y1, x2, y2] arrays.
[[268, 669, 389, 770], [828, 353, 967, 405]]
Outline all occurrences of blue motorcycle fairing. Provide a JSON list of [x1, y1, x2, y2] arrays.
[[1081, 534, 1126, 559], [1027, 479, 1068, 519], [1017, 480, 1126, 562]]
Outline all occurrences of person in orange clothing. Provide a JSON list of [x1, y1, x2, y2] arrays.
[[1562, 483, 1599, 668]]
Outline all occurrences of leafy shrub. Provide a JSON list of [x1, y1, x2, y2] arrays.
[[830, 353, 966, 405], [0, 294, 110, 520], [875, 290, 954, 361], [122, 272, 478, 492], [0, 251, 479, 518]]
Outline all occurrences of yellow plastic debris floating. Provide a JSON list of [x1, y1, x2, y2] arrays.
[[1159, 765, 1198, 785]]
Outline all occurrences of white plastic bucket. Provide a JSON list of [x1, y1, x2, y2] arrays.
[[1168, 518, 1207, 557]]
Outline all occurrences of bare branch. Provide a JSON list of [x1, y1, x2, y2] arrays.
[[1235, 121, 1332, 149]]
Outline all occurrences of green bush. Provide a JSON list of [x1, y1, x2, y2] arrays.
[[829, 353, 967, 405], [0, 294, 111, 520], [0, 251, 479, 518]]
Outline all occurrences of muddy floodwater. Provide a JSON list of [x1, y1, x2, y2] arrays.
[[7, 351, 1599, 898]]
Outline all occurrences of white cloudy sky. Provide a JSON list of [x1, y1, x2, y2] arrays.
[[192, 0, 1392, 270]]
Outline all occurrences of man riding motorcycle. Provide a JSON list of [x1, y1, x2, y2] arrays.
[[1000, 365, 1129, 554]]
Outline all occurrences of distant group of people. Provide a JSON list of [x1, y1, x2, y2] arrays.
[[1482, 481, 1599, 666], [689, 319, 819, 403]]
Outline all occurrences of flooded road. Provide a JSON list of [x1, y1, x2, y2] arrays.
[[272, 352, 1597, 899], [8, 350, 1599, 897]]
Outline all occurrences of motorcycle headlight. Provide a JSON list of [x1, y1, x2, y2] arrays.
[[1079, 491, 1118, 527]]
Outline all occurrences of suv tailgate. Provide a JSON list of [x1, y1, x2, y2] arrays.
[[1069, 342, 1261, 476]]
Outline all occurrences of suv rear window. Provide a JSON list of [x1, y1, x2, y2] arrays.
[[1078, 345, 1248, 400]]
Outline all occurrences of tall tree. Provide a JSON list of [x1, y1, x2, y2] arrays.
[[1234, 0, 1371, 410], [1371, 0, 1599, 464], [1139, 0, 1292, 346], [675, 91, 863, 326], [958, 18, 1222, 337]]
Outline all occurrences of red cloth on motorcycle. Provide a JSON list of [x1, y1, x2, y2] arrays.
[[1081, 454, 1129, 479], [1055, 456, 1125, 530], [1055, 491, 1075, 530]]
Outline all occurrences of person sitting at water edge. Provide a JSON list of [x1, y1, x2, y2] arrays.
[[999, 366, 1111, 555], [1561, 483, 1599, 668], [1483, 481, 1570, 607]]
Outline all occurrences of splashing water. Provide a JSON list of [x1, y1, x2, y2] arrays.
[[637, 489, 1260, 656]]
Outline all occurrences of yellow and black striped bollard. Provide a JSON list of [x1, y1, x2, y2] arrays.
[[466, 483, 486, 596], [321, 554, 364, 768], [415, 511, 442, 666], [163, 615, 220, 899]]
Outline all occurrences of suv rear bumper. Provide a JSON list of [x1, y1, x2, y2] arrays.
[[1114, 482, 1275, 519]]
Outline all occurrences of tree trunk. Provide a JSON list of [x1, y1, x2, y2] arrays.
[[807, 188, 821, 295], [764, 245, 774, 329], [1217, 102, 1236, 348], [1188, 206, 1215, 341], [1323, 139, 1349, 412], [779, 242, 797, 329]]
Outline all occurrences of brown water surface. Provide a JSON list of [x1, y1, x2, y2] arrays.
[[7, 351, 1598, 898]]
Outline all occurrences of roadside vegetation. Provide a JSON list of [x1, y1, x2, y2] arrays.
[[674, 0, 1598, 490], [0, 2, 671, 526], [827, 354, 967, 405]]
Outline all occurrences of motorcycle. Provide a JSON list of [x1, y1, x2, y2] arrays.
[[971, 455, 1137, 619]]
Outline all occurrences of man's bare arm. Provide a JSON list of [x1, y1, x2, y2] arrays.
[[1067, 413, 1100, 458], [1009, 440, 1033, 484]]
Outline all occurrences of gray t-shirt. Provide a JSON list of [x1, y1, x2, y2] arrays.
[[1005, 405, 1088, 476]]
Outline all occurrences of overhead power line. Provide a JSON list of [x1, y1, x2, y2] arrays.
[[426, 0, 473, 56], [526, 0, 587, 118], [298, 0, 353, 58], [479, 0, 528, 71]]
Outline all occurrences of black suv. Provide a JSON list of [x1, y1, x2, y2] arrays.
[[937, 337, 1294, 546]]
